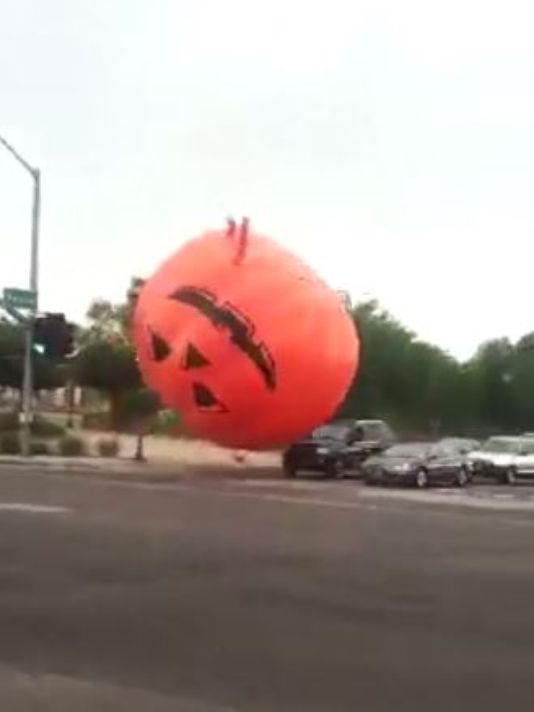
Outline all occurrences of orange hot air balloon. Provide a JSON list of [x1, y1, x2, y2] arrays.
[[132, 219, 359, 450]]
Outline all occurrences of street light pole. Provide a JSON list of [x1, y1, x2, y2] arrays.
[[21, 170, 40, 456], [0, 136, 40, 457]]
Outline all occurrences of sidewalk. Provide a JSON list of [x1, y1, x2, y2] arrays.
[[0, 435, 283, 483], [81, 431, 281, 469]]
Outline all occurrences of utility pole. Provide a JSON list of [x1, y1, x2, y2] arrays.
[[0, 136, 41, 457]]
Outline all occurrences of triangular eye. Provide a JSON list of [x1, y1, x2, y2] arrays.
[[150, 330, 171, 362], [182, 343, 210, 370], [192, 382, 227, 413]]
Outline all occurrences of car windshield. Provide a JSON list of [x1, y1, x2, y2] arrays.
[[481, 438, 522, 454], [312, 425, 350, 441], [440, 438, 475, 448], [438, 438, 478, 453], [383, 443, 430, 458]]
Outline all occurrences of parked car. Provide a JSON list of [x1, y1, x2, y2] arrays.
[[508, 441, 534, 482], [466, 436, 534, 484], [437, 437, 480, 454], [282, 419, 396, 478], [363, 440, 472, 488]]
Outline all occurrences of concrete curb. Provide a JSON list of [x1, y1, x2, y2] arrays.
[[0, 456, 134, 470], [0, 456, 186, 481], [0, 457, 283, 484]]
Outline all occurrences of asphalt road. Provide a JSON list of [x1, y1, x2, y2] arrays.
[[0, 468, 533, 711]]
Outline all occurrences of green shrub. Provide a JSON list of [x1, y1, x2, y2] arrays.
[[153, 409, 179, 434], [117, 389, 161, 433], [58, 435, 85, 457], [30, 415, 65, 438], [0, 433, 21, 455], [30, 441, 49, 456], [81, 411, 112, 431], [97, 437, 120, 458], [0, 411, 19, 432]]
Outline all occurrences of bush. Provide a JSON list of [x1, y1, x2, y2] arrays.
[[30, 415, 65, 438], [153, 409, 180, 435], [58, 435, 85, 457], [0, 411, 19, 432], [30, 441, 49, 456], [81, 411, 112, 431], [0, 433, 21, 454], [118, 389, 160, 433], [97, 437, 120, 458]]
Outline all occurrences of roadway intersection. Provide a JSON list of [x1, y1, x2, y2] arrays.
[[0, 466, 532, 711]]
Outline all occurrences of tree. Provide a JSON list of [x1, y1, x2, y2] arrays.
[[82, 276, 145, 345], [337, 301, 471, 436], [118, 388, 161, 461], [468, 338, 516, 431], [72, 339, 141, 427], [338, 300, 416, 421], [84, 300, 124, 341], [507, 333, 534, 431], [73, 277, 159, 432]]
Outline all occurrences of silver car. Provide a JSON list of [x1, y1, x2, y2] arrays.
[[508, 439, 534, 483], [467, 436, 534, 484]]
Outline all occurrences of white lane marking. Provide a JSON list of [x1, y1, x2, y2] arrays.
[[251, 493, 363, 509], [231, 482, 534, 514], [6, 466, 534, 526], [0, 664, 239, 712], [0, 502, 70, 514], [113, 479, 534, 519], [361, 487, 534, 512], [235, 479, 326, 491]]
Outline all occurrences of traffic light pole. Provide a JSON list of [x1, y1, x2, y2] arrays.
[[0, 135, 41, 457], [21, 170, 40, 457]]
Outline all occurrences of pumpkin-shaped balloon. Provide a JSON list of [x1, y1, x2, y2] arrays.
[[132, 219, 359, 450]]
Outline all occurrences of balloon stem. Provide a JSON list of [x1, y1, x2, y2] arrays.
[[226, 217, 237, 237], [234, 217, 249, 264]]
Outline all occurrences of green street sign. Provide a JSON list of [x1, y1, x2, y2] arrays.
[[3, 287, 37, 311]]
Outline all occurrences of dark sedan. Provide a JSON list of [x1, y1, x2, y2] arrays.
[[363, 441, 471, 488]]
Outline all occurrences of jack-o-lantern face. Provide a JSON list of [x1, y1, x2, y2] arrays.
[[133, 220, 359, 450]]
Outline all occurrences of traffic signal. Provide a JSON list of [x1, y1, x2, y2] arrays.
[[33, 313, 75, 360]]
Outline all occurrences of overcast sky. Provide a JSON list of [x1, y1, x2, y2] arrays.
[[1, 0, 533, 360]]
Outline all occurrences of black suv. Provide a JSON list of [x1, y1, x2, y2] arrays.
[[282, 419, 396, 478]]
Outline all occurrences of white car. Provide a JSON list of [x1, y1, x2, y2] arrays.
[[512, 443, 534, 481], [467, 436, 534, 484]]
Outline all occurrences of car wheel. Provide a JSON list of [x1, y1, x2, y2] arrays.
[[503, 467, 517, 485], [325, 459, 343, 479], [283, 463, 297, 478], [456, 467, 469, 488], [415, 469, 428, 489]]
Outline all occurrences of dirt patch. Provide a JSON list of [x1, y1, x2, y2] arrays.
[[81, 432, 282, 471]]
